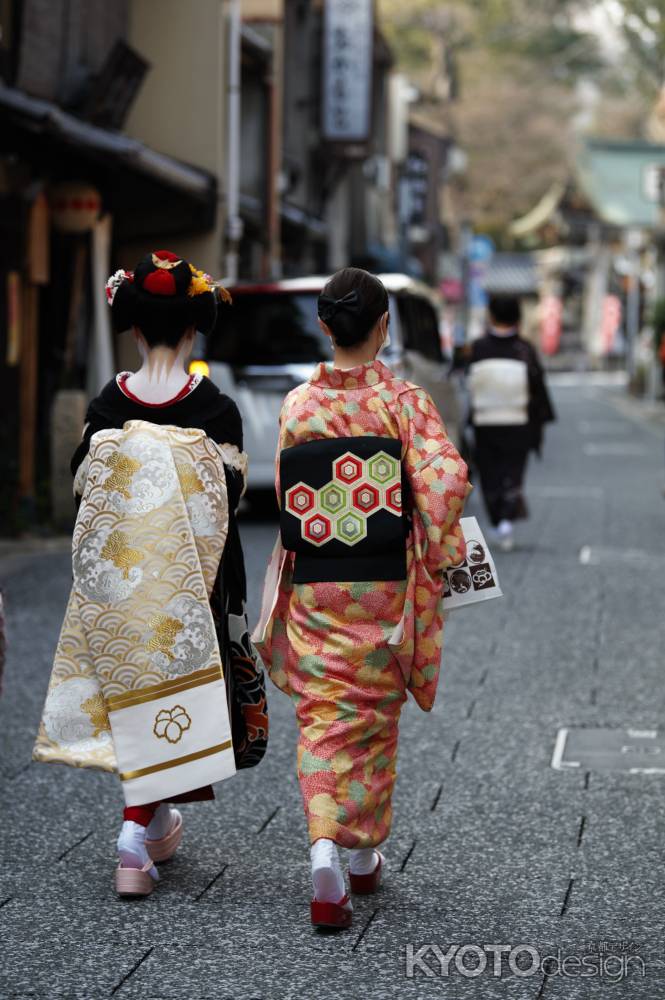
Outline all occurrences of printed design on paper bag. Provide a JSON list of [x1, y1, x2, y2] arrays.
[[285, 450, 401, 547], [444, 536, 497, 597], [153, 705, 191, 744], [466, 540, 486, 564], [449, 568, 472, 594], [471, 565, 493, 589]]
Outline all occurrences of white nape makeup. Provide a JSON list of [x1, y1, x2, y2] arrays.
[[124, 327, 196, 404]]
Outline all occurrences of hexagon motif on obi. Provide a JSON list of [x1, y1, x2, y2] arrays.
[[335, 511, 367, 545], [286, 448, 404, 548], [320, 482, 348, 515], [304, 513, 332, 546], [352, 482, 380, 513], [367, 451, 399, 485], [286, 482, 316, 517], [334, 453, 364, 484], [385, 482, 402, 515]]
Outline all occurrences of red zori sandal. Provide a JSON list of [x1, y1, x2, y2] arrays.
[[349, 851, 384, 895], [310, 895, 353, 929]]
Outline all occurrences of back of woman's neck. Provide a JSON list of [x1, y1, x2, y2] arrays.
[[332, 349, 376, 370], [125, 348, 191, 404]]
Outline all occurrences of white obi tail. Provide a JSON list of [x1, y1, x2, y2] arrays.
[[33, 420, 236, 805]]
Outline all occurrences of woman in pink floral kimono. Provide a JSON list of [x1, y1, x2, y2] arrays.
[[254, 267, 470, 929]]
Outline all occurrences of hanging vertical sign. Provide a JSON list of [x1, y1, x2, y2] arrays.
[[322, 0, 374, 143], [403, 152, 429, 226]]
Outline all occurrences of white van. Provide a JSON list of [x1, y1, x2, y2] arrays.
[[199, 274, 461, 492]]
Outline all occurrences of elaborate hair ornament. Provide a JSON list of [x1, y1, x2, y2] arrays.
[[105, 269, 134, 305], [152, 252, 181, 270], [188, 264, 233, 304], [106, 252, 232, 307]]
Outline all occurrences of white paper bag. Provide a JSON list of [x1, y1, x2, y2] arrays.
[[442, 516, 503, 611]]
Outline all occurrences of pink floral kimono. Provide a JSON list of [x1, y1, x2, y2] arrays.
[[253, 359, 470, 849]]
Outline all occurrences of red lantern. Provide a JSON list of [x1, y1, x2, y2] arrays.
[[50, 183, 102, 233]]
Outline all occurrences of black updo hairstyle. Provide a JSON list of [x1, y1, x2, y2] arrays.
[[317, 267, 389, 349], [111, 250, 218, 348]]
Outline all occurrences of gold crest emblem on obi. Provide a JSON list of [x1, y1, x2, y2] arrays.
[[176, 463, 205, 501], [102, 451, 141, 499], [153, 705, 192, 744], [81, 692, 111, 737], [100, 529, 143, 580], [146, 614, 184, 661]]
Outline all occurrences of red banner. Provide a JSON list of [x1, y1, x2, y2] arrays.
[[540, 296, 563, 355], [600, 295, 622, 356]]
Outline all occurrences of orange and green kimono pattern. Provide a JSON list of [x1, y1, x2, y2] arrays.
[[255, 359, 471, 849]]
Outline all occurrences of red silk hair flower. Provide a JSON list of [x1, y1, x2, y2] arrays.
[[142, 269, 178, 296]]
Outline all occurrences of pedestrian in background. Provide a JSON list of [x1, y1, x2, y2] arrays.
[[33, 251, 267, 897], [467, 294, 555, 551], [254, 267, 470, 929]]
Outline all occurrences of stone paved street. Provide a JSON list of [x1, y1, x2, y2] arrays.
[[1, 374, 664, 999]]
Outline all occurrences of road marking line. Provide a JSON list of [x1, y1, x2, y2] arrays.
[[583, 442, 648, 456], [579, 546, 662, 565], [532, 486, 604, 499], [578, 420, 628, 435], [548, 372, 628, 387], [552, 727, 579, 769]]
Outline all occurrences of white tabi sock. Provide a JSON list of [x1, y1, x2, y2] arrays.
[[117, 821, 159, 880], [349, 847, 380, 875], [146, 803, 173, 840], [311, 838, 347, 903], [496, 519, 515, 551]]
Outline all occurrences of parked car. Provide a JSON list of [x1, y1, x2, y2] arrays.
[[196, 274, 462, 493]]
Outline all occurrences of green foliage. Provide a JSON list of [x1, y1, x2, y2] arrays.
[[380, 0, 602, 85], [470, 0, 602, 81], [613, 0, 665, 93], [378, 0, 664, 234]]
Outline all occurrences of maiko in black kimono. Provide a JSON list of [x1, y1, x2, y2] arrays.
[[70, 372, 268, 774]]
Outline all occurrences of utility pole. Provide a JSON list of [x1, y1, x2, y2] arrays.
[[224, 0, 243, 284]]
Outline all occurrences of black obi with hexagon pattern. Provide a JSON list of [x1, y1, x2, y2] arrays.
[[279, 436, 409, 584]]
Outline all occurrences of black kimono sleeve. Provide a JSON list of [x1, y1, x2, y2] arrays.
[[204, 394, 249, 607], [204, 396, 245, 513], [525, 345, 556, 454]]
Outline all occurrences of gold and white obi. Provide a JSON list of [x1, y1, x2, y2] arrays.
[[33, 420, 237, 805]]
